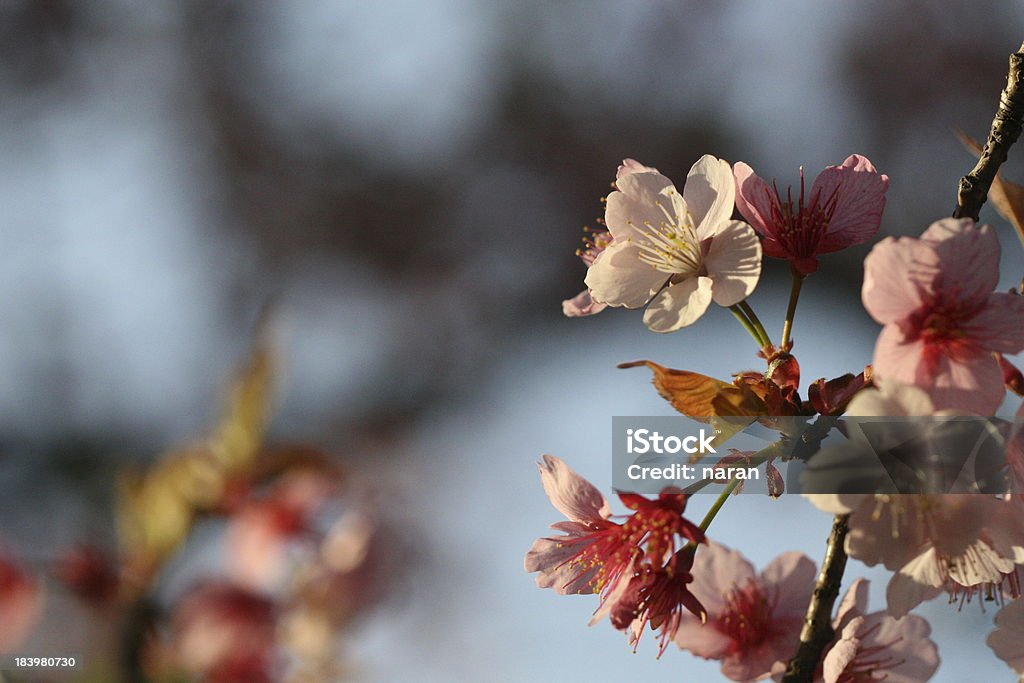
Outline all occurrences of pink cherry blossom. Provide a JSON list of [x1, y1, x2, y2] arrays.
[[0, 549, 43, 654], [862, 218, 1024, 414], [673, 542, 815, 682], [808, 493, 1023, 618], [584, 156, 762, 332], [171, 580, 277, 682], [821, 578, 939, 683], [734, 155, 888, 275], [524, 456, 705, 634], [987, 597, 1024, 675]]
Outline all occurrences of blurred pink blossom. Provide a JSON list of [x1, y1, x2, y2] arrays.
[[171, 580, 277, 682], [0, 550, 43, 654], [734, 155, 887, 275], [987, 597, 1024, 676], [673, 542, 814, 682], [862, 218, 1024, 414], [584, 156, 762, 332]]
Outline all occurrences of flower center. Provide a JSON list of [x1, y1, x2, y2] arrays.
[[835, 621, 904, 683], [631, 197, 702, 276], [715, 579, 775, 649], [768, 169, 840, 258]]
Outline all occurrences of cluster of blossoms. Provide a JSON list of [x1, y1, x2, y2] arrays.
[[0, 345, 398, 683], [536, 149, 1024, 680]]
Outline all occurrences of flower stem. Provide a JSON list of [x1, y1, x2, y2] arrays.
[[738, 300, 772, 348], [729, 304, 768, 349], [780, 514, 851, 683], [780, 268, 805, 349], [697, 477, 742, 532]]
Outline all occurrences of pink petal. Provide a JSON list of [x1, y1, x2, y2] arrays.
[[703, 220, 763, 306], [853, 612, 939, 683], [537, 455, 611, 523], [988, 598, 1024, 674], [812, 154, 888, 253], [561, 290, 607, 317], [862, 236, 938, 325], [605, 170, 677, 242], [733, 161, 777, 238], [584, 241, 668, 309], [926, 348, 1005, 415], [871, 324, 926, 387], [759, 552, 816, 618], [674, 616, 734, 659], [684, 155, 735, 238], [688, 542, 757, 616], [885, 548, 944, 618], [822, 617, 863, 683], [963, 293, 1024, 354], [617, 158, 658, 180], [642, 276, 714, 333], [524, 532, 600, 595], [833, 578, 870, 631], [922, 218, 1000, 309], [844, 381, 936, 416]]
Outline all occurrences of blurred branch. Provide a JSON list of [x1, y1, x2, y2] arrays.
[[953, 40, 1024, 221], [779, 514, 850, 683]]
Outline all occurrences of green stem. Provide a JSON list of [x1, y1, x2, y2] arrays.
[[697, 477, 742, 532], [729, 304, 767, 349], [739, 300, 772, 348], [781, 269, 805, 349]]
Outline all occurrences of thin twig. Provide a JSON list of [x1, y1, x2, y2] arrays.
[[954, 41, 1024, 220], [780, 514, 850, 683]]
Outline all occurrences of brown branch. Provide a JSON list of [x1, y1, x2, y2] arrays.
[[780, 514, 850, 683], [954, 41, 1024, 220]]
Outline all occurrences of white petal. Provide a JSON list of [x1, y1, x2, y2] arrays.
[[584, 241, 667, 309], [703, 220, 762, 306], [684, 155, 735, 238], [642, 276, 713, 333], [605, 170, 677, 241], [886, 548, 944, 618]]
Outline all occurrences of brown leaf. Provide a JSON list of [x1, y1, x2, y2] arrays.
[[957, 131, 1024, 245], [619, 360, 765, 419], [765, 460, 784, 498]]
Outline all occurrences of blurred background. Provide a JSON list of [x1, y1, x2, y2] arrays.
[[1, 1, 1024, 681]]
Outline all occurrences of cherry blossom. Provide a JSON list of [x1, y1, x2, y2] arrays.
[[673, 542, 815, 682], [734, 155, 888, 275], [821, 578, 939, 683], [524, 456, 705, 634], [862, 218, 1024, 414], [584, 156, 762, 332]]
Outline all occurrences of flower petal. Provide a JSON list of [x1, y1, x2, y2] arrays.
[[862, 236, 939, 325], [642, 276, 713, 333], [674, 617, 734, 659], [845, 381, 935, 416], [617, 158, 659, 180], [833, 578, 870, 631], [812, 154, 888, 253], [524, 531, 600, 595], [926, 348, 1005, 415], [988, 598, 1024, 674], [871, 324, 926, 387], [605, 170, 677, 241], [584, 241, 667, 309], [561, 290, 607, 317], [822, 617, 863, 683], [885, 548, 944, 618], [688, 541, 757, 616], [759, 552, 816, 618], [733, 161, 777, 238], [684, 155, 735, 239], [923, 218, 1000, 309], [703, 220, 762, 306], [537, 455, 611, 523], [962, 292, 1024, 354]]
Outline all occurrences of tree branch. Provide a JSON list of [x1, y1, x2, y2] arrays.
[[780, 514, 850, 683], [954, 41, 1024, 220]]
